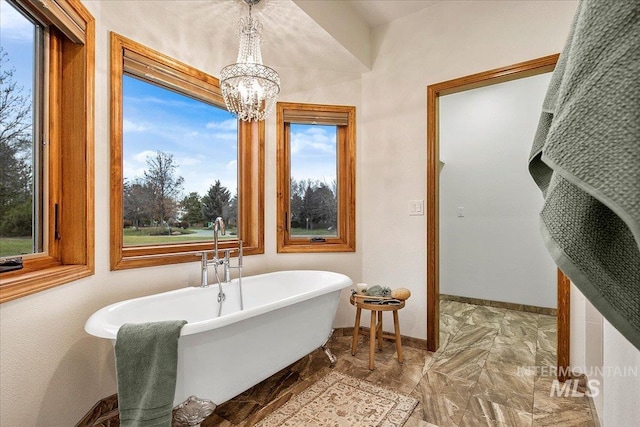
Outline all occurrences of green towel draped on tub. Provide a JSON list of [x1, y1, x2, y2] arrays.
[[116, 320, 187, 427], [529, 0, 640, 350]]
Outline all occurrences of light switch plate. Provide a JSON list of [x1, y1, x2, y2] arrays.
[[409, 200, 424, 216]]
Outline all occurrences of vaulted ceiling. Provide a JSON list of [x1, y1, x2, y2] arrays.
[[155, 0, 440, 74]]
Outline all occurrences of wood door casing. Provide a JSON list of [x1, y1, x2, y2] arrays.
[[426, 54, 571, 380]]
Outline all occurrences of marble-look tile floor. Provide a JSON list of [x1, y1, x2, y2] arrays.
[[202, 301, 597, 426]]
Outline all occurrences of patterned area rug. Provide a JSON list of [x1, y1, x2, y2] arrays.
[[255, 371, 418, 427]]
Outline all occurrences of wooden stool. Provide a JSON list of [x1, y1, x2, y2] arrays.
[[350, 294, 405, 370]]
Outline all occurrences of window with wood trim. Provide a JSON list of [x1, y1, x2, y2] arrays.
[[0, 0, 94, 303], [110, 33, 264, 270], [276, 102, 355, 253]]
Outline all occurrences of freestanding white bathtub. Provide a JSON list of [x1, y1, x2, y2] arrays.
[[85, 270, 352, 416]]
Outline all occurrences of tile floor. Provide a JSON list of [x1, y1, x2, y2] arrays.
[[200, 300, 597, 426]]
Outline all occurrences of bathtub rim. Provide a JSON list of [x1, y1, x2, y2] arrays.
[[84, 269, 352, 340]]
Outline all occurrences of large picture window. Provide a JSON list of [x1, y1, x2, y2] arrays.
[[276, 102, 356, 253], [110, 33, 264, 270]]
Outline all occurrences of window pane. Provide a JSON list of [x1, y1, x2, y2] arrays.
[[0, 0, 42, 258], [289, 123, 338, 238], [122, 75, 238, 246]]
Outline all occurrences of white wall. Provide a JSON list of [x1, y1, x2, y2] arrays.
[[438, 74, 557, 308], [571, 284, 640, 426], [570, 284, 604, 424], [602, 321, 640, 425]]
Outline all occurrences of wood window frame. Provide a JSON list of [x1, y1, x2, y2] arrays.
[[109, 33, 264, 270], [276, 102, 356, 253], [0, 0, 95, 303]]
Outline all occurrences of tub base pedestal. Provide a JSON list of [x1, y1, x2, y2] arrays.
[[321, 329, 338, 367], [172, 395, 217, 427], [322, 344, 338, 367]]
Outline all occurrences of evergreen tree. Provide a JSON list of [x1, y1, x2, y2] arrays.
[[294, 179, 337, 231], [180, 192, 204, 226], [202, 180, 231, 224]]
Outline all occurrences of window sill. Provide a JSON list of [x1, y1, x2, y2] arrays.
[[0, 264, 94, 303], [112, 242, 264, 270], [277, 242, 355, 253]]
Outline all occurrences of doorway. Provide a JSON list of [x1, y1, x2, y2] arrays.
[[426, 55, 571, 380]]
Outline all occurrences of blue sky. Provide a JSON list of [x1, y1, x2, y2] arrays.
[[1, 0, 35, 111], [290, 124, 337, 188], [123, 75, 239, 197]]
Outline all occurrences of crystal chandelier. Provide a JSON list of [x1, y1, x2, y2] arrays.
[[220, 0, 280, 122]]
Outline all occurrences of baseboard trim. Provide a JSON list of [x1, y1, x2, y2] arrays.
[[333, 327, 428, 350], [440, 293, 557, 316]]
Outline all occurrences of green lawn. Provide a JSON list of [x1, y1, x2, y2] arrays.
[[123, 234, 237, 245], [0, 237, 33, 258], [124, 235, 210, 245], [2, 227, 321, 255], [0, 230, 240, 255], [123, 227, 236, 246]]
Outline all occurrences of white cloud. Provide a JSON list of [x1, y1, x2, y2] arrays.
[[175, 155, 203, 167], [122, 159, 147, 181], [290, 126, 336, 155], [291, 162, 336, 184], [123, 118, 151, 133], [288, 126, 336, 183], [133, 150, 158, 163], [226, 160, 237, 171], [180, 128, 236, 146], [206, 118, 238, 131]]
